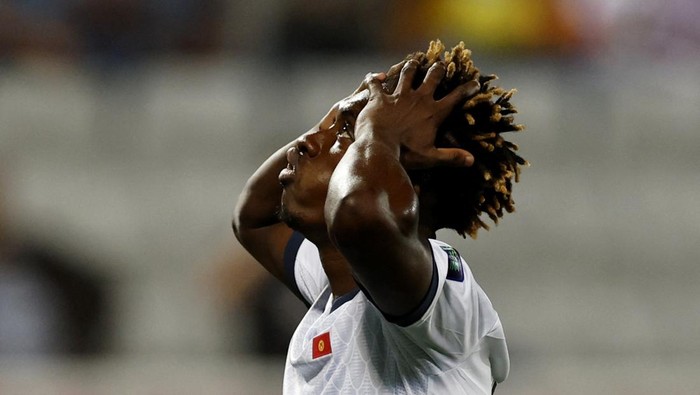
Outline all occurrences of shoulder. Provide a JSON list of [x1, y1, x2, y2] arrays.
[[427, 239, 497, 326], [376, 239, 505, 368], [390, 239, 502, 337], [283, 232, 328, 306], [428, 239, 470, 284], [364, 239, 473, 328]]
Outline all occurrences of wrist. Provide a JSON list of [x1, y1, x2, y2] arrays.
[[354, 123, 402, 150]]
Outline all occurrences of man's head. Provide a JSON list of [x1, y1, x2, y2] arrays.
[[383, 40, 526, 238], [279, 40, 526, 239], [278, 90, 367, 235]]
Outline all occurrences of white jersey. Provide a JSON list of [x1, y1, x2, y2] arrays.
[[282, 232, 509, 394]]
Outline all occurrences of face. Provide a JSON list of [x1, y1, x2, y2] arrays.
[[278, 90, 368, 232]]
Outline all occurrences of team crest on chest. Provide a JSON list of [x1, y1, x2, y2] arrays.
[[440, 246, 464, 282], [312, 332, 332, 359]]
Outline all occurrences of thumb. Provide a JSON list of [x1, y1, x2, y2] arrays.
[[430, 148, 474, 168]]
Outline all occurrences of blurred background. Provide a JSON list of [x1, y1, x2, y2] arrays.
[[1, 0, 699, 393]]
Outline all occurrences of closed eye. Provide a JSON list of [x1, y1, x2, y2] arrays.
[[337, 119, 354, 140], [329, 94, 365, 141]]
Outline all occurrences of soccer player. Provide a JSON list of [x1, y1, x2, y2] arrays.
[[232, 41, 525, 394]]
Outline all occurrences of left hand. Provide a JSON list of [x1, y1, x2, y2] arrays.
[[355, 60, 480, 169]]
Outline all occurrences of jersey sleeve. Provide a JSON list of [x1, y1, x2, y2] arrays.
[[283, 231, 328, 307], [381, 239, 505, 369]]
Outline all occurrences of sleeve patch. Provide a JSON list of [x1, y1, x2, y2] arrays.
[[440, 245, 464, 282]]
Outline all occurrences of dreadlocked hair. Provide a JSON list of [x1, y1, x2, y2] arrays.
[[383, 40, 527, 238]]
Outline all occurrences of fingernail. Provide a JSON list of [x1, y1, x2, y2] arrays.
[[464, 154, 474, 166], [466, 80, 480, 95]]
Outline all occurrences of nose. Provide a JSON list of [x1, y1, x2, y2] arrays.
[[297, 130, 323, 158]]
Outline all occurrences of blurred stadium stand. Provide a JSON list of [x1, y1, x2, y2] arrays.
[[1, 0, 699, 393]]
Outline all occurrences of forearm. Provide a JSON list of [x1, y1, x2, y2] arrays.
[[232, 142, 293, 237], [325, 132, 418, 241], [325, 131, 430, 316]]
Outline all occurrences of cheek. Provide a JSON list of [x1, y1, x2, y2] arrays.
[[296, 164, 334, 202], [304, 157, 342, 199], [298, 142, 349, 200], [311, 170, 332, 190]]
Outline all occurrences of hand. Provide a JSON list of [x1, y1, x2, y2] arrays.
[[351, 60, 407, 95], [356, 60, 480, 169]]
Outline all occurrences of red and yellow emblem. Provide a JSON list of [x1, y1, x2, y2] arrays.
[[312, 332, 332, 359]]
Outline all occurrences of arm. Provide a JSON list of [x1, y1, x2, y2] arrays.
[[232, 63, 407, 290], [325, 61, 479, 317], [232, 142, 295, 284]]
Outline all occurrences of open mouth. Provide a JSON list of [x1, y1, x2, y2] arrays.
[[279, 146, 300, 185], [279, 163, 295, 185]]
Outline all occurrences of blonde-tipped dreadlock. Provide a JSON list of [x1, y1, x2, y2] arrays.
[[384, 40, 527, 238]]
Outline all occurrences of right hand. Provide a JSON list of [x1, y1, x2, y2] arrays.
[[355, 60, 480, 169]]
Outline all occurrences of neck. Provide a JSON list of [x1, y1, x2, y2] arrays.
[[319, 246, 357, 297], [305, 234, 357, 297], [301, 218, 437, 298]]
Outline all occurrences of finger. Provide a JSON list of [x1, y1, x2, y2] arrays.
[[402, 148, 474, 169], [427, 148, 475, 168], [364, 72, 387, 99], [386, 60, 407, 77], [441, 80, 480, 106], [418, 61, 446, 94], [384, 60, 408, 94], [354, 70, 389, 94], [435, 80, 481, 119], [396, 60, 419, 94], [460, 80, 482, 99]]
